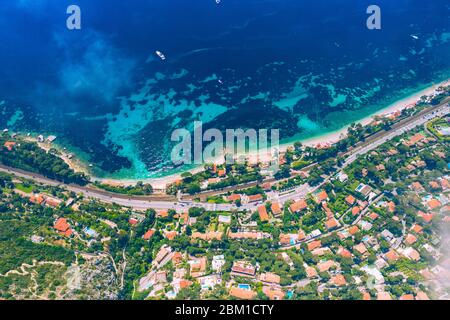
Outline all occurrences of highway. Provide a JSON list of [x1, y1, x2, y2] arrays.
[[1, 98, 448, 213]]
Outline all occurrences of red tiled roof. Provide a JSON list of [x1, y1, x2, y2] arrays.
[[405, 233, 417, 245], [248, 194, 263, 202], [227, 194, 241, 202], [348, 225, 359, 235], [385, 250, 400, 262], [30, 195, 45, 205], [54, 218, 70, 232], [427, 199, 442, 210], [271, 202, 282, 215], [316, 191, 328, 203], [258, 205, 269, 222], [4, 141, 16, 151], [351, 206, 361, 216], [290, 199, 307, 212], [325, 218, 338, 230], [230, 287, 257, 300], [411, 224, 423, 234], [417, 211, 434, 223], [330, 274, 346, 286], [143, 229, 155, 240], [307, 240, 321, 251], [345, 195, 356, 205]]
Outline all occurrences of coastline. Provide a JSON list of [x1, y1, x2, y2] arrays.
[[52, 79, 450, 190]]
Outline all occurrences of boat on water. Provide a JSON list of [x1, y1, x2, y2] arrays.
[[155, 50, 166, 60], [410, 34, 419, 40]]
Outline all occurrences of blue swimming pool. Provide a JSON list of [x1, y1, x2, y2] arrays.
[[238, 284, 251, 290]]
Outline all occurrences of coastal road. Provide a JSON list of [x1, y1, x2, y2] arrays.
[[1, 99, 449, 212]]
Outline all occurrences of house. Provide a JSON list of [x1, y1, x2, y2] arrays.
[[404, 234, 417, 245], [377, 292, 392, 300], [307, 240, 322, 251], [322, 202, 333, 219], [290, 199, 308, 212], [154, 246, 173, 267], [3, 141, 16, 151], [411, 182, 425, 192], [351, 206, 361, 216], [129, 213, 146, 225], [429, 181, 440, 190], [353, 243, 368, 255], [279, 233, 300, 246], [330, 274, 346, 286], [212, 255, 225, 272], [355, 183, 372, 198], [415, 291, 430, 300], [305, 266, 318, 278], [271, 202, 282, 216], [172, 279, 193, 294], [401, 247, 421, 261], [315, 191, 329, 204], [229, 287, 257, 300], [262, 286, 284, 300], [385, 250, 400, 262], [189, 257, 208, 278], [311, 247, 332, 256], [138, 270, 168, 291], [337, 247, 352, 259], [31, 235, 44, 243], [411, 224, 423, 234], [404, 133, 425, 146], [172, 252, 183, 265], [345, 195, 356, 205], [54, 218, 73, 237], [325, 218, 339, 230], [157, 210, 169, 218], [83, 227, 98, 238], [417, 211, 434, 223], [246, 194, 263, 203], [369, 212, 379, 220], [45, 196, 62, 208], [198, 274, 222, 290], [258, 272, 280, 284], [191, 231, 223, 241], [231, 261, 256, 277], [226, 194, 241, 202], [348, 225, 359, 235], [164, 230, 178, 240], [29, 194, 45, 205], [143, 229, 156, 240], [229, 231, 270, 240], [100, 219, 118, 229], [381, 229, 395, 242], [427, 198, 442, 210], [258, 205, 269, 222], [317, 260, 336, 273]]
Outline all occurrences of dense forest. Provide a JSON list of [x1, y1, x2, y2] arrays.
[[0, 135, 89, 185]]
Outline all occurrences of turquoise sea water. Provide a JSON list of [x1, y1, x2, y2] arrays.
[[0, 0, 449, 179]]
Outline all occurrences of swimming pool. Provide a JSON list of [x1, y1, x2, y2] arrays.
[[238, 284, 251, 290]]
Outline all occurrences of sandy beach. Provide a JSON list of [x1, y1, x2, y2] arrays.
[[58, 79, 450, 190]]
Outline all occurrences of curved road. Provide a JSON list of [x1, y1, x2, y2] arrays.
[[1, 99, 448, 212]]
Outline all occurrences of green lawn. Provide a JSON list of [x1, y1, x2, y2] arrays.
[[15, 183, 33, 194]]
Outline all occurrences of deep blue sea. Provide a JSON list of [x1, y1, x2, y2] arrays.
[[0, 0, 449, 179]]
